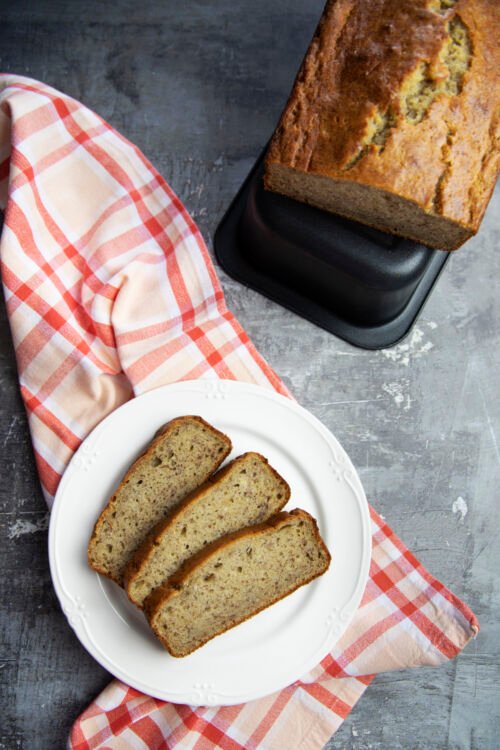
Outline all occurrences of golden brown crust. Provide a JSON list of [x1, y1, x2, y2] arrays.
[[123, 451, 291, 605], [144, 509, 331, 656], [265, 0, 500, 248], [87, 416, 232, 584]]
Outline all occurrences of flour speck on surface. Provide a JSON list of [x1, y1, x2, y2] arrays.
[[8, 515, 49, 539], [452, 496, 468, 522], [382, 380, 412, 410], [379, 325, 434, 366]]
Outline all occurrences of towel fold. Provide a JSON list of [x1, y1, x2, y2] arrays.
[[0, 75, 478, 750]]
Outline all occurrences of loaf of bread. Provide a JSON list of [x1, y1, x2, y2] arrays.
[[87, 416, 232, 585], [125, 452, 290, 608], [264, 0, 499, 251], [145, 509, 331, 657]]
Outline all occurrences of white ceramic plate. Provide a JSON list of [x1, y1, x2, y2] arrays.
[[49, 380, 371, 706]]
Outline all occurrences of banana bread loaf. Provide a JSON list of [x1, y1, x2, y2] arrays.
[[88, 416, 232, 585], [124, 452, 290, 608], [145, 509, 331, 657], [264, 0, 499, 251]]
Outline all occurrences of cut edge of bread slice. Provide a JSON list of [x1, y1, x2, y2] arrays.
[[144, 508, 331, 657], [124, 451, 291, 608], [87, 415, 232, 585]]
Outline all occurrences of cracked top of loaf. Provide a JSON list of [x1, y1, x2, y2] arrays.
[[265, 0, 499, 248]]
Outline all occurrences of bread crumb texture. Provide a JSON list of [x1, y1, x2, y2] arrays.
[[147, 509, 331, 657], [87, 416, 231, 585], [265, 0, 499, 250], [125, 452, 290, 608]]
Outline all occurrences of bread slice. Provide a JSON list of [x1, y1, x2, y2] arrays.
[[87, 416, 232, 585], [145, 509, 331, 657], [124, 452, 290, 608]]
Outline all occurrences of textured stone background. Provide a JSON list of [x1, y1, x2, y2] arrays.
[[0, 2, 499, 748]]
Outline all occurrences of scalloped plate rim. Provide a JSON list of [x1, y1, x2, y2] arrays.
[[48, 379, 371, 706]]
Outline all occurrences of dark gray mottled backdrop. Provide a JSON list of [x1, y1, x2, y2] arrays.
[[1, 2, 499, 748]]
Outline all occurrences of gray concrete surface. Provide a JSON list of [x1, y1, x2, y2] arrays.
[[1, 2, 499, 748]]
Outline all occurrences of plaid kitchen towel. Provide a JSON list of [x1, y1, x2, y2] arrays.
[[0, 75, 478, 750]]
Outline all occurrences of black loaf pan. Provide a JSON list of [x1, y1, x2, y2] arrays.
[[214, 153, 449, 350]]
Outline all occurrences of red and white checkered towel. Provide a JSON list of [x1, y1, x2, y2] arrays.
[[0, 75, 478, 750]]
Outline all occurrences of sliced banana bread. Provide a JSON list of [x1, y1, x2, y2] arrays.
[[124, 452, 290, 608], [88, 416, 232, 585], [145, 509, 331, 657]]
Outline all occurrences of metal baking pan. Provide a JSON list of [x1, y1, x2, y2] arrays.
[[214, 152, 449, 349]]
